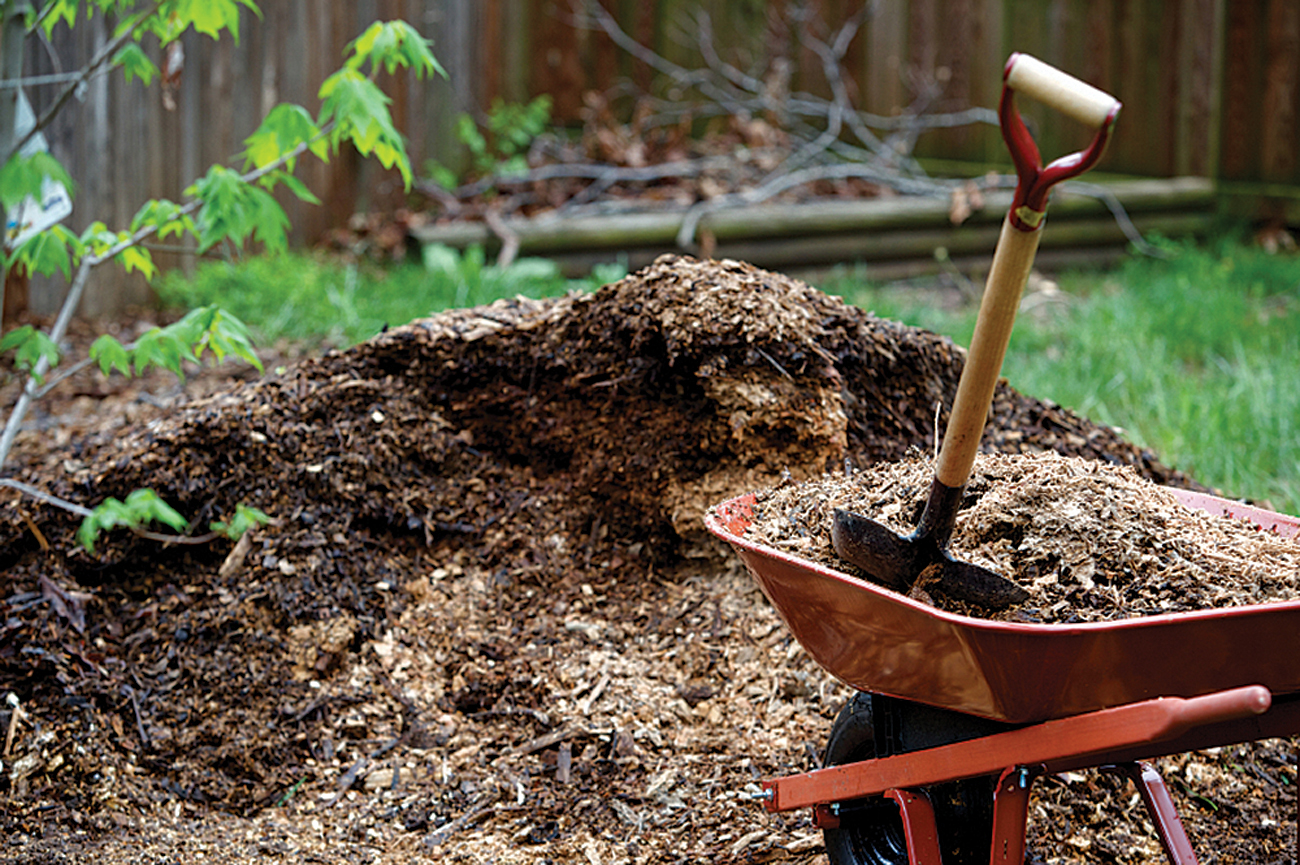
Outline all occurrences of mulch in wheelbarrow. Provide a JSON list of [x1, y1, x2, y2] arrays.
[[0, 255, 1291, 863], [744, 450, 1300, 623]]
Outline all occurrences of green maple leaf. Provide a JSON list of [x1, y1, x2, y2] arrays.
[[78, 488, 188, 552], [130, 198, 194, 241], [243, 103, 327, 172], [9, 225, 82, 280], [90, 334, 132, 377], [346, 20, 445, 79], [1, 326, 62, 379], [187, 165, 289, 253], [0, 152, 75, 213], [319, 69, 411, 188], [113, 41, 158, 85]]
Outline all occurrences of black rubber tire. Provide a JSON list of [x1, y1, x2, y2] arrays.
[[821, 692, 1002, 865], [822, 692, 909, 865]]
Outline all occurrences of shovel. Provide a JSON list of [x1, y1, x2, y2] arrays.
[[832, 54, 1121, 609]]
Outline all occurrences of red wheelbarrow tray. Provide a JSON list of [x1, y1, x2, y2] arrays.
[[705, 487, 1300, 725]]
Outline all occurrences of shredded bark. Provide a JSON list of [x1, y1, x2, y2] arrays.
[[0, 255, 1291, 863]]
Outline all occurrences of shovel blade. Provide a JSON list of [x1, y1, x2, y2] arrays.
[[832, 508, 1029, 611], [831, 508, 919, 592], [933, 557, 1030, 609]]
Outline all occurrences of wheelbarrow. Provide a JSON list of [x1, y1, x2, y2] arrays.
[[704, 53, 1300, 865], [706, 486, 1300, 863]]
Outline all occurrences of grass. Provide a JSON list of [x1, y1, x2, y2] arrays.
[[153, 244, 625, 348], [824, 231, 1300, 514]]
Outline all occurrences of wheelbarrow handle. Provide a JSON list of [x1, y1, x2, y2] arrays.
[[1004, 53, 1121, 130]]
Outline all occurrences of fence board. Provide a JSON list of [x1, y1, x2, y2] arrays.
[[11, 1, 1300, 315]]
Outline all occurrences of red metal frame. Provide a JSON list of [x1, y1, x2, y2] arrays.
[[761, 687, 1272, 812], [761, 689, 1300, 864], [989, 766, 1035, 864], [1109, 762, 1199, 864], [887, 789, 944, 863]]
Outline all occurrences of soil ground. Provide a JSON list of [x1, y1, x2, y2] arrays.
[[0, 256, 1293, 863]]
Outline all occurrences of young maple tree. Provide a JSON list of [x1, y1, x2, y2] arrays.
[[0, 0, 443, 550]]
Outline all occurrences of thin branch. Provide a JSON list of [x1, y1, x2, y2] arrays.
[[791, 7, 891, 172], [5, 1, 165, 166], [0, 478, 93, 516], [484, 208, 519, 268], [29, 1, 57, 35], [32, 354, 95, 398], [425, 155, 741, 201], [692, 10, 765, 96], [134, 527, 223, 545], [1060, 180, 1171, 258], [0, 478, 226, 547], [677, 162, 962, 248], [0, 122, 334, 475], [573, 1, 697, 84], [569, 0, 742, 110]]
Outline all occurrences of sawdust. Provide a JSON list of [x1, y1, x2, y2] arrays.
[[743, 451, 1300, 622]]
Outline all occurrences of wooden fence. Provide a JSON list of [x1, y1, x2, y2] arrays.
[[15, 0, 1300, 314]]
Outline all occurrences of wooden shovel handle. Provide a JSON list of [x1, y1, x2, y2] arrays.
[[935, 217, 1041, 488], [1004, 53, 1121, 130], [934, 56, 1118, 489]]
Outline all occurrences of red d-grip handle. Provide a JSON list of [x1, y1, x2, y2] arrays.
[[1001, 53, 1121, 231]]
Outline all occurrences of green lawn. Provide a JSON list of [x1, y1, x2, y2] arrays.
[[153, 245, 625, 348], [824, 233, 1300, 514]]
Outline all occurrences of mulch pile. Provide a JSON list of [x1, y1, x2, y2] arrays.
[[0, 255, 1292, 863]]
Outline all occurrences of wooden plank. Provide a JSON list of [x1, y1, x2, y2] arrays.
[[863, 0, 907, 117], [409, 178, 1215, 255], [1158, 0, 1185, 177], [706, 211, 1212, 269], [1259, 0, 1300, 185], [529, 0, 581, 122], [1218, 0, 1261, 181], [1184, 0, 1224, 178], [522, 208, 1215, 282]]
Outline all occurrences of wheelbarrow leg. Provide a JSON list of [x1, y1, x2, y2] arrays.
[[989, 766, 1037, 863], [884, 788, 944, 864], [1111, 762, 1199, 864]]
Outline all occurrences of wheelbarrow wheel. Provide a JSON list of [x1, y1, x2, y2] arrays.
[[822, 692, 1004, 865]]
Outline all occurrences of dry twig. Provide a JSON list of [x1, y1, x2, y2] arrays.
[[423, 2, 1154, 260]]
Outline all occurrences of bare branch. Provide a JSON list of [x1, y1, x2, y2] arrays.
[[1061, 180, 1173, 258], [569, 1, 749, 112], [455, 4, 1156, 265], [425, 156, 742, 202], [0, 122, 333, 475], [677, 162, 965, 248], [484, 208, 519, 268], [5, 1, 166, 166], [0, 478, 93, 517], [693, 9, 765, 96]]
